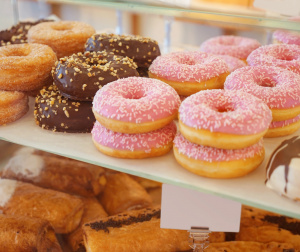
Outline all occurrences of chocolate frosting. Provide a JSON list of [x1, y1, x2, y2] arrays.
[[53, 51, 139, 101], [266, 136, 300, 193], [0, 20, 52, 46], [85, 33, 161, 68], [262, 215, 300, 235], [85, 208, 160, 233], [34, 85, 95, 133]]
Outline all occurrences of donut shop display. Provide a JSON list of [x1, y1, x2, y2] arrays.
[[0, 17, 300, 251]]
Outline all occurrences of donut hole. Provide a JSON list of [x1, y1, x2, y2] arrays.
[[7, 48, 30, 57], [177, 57, 196, 65], [51, 23, 73, 31], [276, 53, 296, 61], [216, 106, 235, 113], [256, 77, 277, 88], [123, 91, 145, 100]]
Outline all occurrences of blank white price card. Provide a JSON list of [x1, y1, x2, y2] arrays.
[[161, 184, 241, 232]]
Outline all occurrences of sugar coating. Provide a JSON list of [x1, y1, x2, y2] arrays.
[[148, 51, 228, 82], [224, 65, 300, 109], [247, 44, 300, 75], [215, 55, 246, 72], [0, 179, 17, 207], [92, 121, 177, 152], [174, 132, 264, 162], [4, 153, 44, 178], [179, 89, 272, 135], [200, 35, 261, 59], [273, 30, 300, 46], [269, 114, 300, 129], [93, 77, 181, 123]]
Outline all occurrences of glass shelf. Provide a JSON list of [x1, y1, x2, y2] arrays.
[[46, 0, 300, 31], [0, 99, 299, 219]]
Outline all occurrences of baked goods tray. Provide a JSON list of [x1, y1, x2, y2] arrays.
[[0, 98, 299, 219]]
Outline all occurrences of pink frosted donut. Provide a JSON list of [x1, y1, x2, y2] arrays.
[[92, 77, 180, 134], [92, 121, 177, 158], [224, 66, 300, 121], [148, 51, 229, 96], [178, 89, 272, 149], [265, 114, 300, 138], [273, 30, 300, 46], [200, 35, 261, 61], [173, 132, 265, 178], [215, 55, 246, 72], [247, 44, 300, 75]]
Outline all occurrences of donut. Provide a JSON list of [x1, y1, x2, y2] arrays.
[[0, 19, 52, 47], [92, 121, 176, 159], [148, 51, 229, 96], [200, 35, 261, 61], [28, 21, 95, 59], [53, 51, 139, 101], [178, 89, 272, 149], [0, 90, 28, 125], [173, 132, 265, 178], [265, 114, 300, 138], [34, 85, 95, 133], [266, 136, 300, 201], [224, 66, 300, 121], [85, 33, 160, 68], [0, 43, 56, 91], [92, 77, 180, 134], [216, 55, 246, 72], [247, 44, 300, 75]]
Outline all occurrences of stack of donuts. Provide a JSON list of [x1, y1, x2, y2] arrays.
[[173, 89, 272, 178], [91, 76, 181, 159]]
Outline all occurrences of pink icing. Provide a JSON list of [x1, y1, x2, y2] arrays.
[[215, 55, 246, 72], [273, 30, 300, 46], [200, 35, 261, 59], [148, 51, 228, 82], [174, 132, 264, 162], [93, 77, 180, 123], [179, 89, 272, 135], [92, 121, 177, 152], [224, 66, 300, 109], [269, 114, 300, 129], [247, 44, 300, 75]]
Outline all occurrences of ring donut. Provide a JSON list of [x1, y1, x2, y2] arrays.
[[92, 77, 180, 134], [178, 89, 272, 149], [92, 121, 177, 159], [85, 33, 160, 68], [173, 132, 265, 178], [148, 51, 229, 96], [224, 66, 300, 121], [28, 21, 95, 59], [200, 35, 261, 62], [0, 43, 56, 92], [34, 85, 95, 133], [53, 51, 139, 101]]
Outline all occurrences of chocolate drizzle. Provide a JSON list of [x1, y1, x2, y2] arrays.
[[85, 209, 161, 233], [262, 215, 300, 235], [266, 136, 300, 193]]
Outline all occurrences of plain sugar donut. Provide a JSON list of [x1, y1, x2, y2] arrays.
[[179, 89, 272, 149], [28, 21, 95, 59], [92, 77, 180, 134]]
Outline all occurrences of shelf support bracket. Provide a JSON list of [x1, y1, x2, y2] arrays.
[[11, 0, 19, 24]]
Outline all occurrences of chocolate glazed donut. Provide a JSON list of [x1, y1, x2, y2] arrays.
[[85, 33, 161, 68], [53, 51, 139, 101], [34, 85, 95, 133]]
